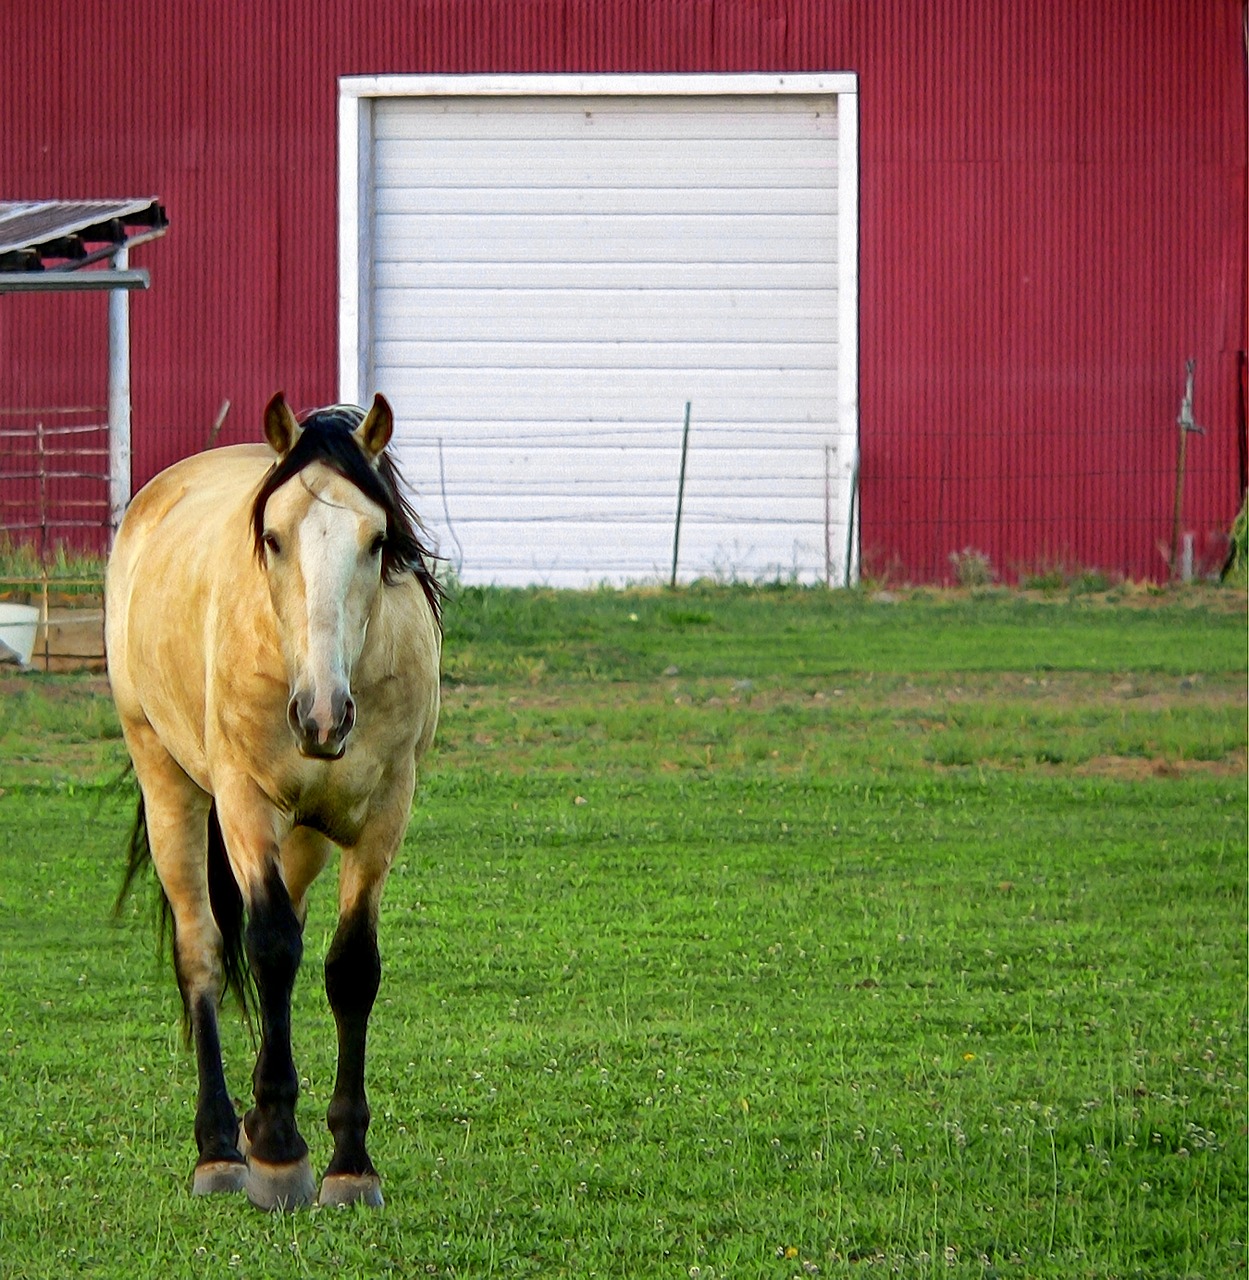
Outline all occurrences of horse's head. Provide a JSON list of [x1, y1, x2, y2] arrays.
[[254, 393, 398, 760]]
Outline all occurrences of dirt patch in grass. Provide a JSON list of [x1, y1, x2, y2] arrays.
[[446, 670, 1245, 713], [912, 582, 1247, 614], [1073, 752, 1248, 781], [0, 673, 110, 700], [865, 671, 1245, 712]]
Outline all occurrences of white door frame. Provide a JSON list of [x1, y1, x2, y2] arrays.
[[337, 72, 860, 581]]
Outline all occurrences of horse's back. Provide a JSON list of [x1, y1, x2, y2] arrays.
[[112, 445, 271, 555], [109, 443, 271, 628]]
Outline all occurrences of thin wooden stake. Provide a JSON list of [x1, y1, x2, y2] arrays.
[[39, 564, 49, 673], [35, 418, 48, 561], [670, 401, 692, 588], [1170, 359, 1203, 580], [204, 399, 231, 451]]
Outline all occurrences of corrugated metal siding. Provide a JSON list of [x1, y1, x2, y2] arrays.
[[857, 0, 1247, 580], [0, 0, 1243, 580]]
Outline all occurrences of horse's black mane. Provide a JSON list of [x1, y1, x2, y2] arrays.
[[250, 404, 442, 622]]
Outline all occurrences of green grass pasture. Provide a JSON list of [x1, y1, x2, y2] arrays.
[[0, 587, 1244, 1278]]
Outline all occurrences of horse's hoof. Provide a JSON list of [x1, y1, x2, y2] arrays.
[[245, 1156, 317, 1211], [192, 1159, 248, 1196], [318, 1172, 384, 1208]]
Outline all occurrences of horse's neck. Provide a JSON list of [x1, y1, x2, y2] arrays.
[[358, 576, 437, 685]]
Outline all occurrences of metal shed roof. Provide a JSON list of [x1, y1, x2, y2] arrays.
[[0, 198, 167, 272], [0, 198, 169, 535]]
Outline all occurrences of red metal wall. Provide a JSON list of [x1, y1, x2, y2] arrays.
[[1, 0, 1244, 581]]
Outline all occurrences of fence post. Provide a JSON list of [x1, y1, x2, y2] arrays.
[[1170, 359, 1203, 580], [35, 418, 48, 560], [670, 401, 692, 588]]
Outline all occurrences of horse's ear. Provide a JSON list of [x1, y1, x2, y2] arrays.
[[264, 392, 302, 457], [355, 393, 394, 462]]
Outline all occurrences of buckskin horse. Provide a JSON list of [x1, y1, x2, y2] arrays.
[[106, 393, 441, 1209]]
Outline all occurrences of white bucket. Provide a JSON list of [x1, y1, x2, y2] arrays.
[[0, 603, 39, 665]]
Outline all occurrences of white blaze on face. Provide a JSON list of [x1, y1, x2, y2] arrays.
[[263, 466, 387, 757], [297, 497, 361, 744]]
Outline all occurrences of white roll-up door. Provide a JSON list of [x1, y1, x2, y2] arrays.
[[341, 75, 858, 587]]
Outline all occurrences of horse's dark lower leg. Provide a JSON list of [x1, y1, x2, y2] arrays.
[[320, 905, 383, 1206], [166, 886, 243, 1194], [189, 993, 246, 1194], [242, 865, 315, 1209]]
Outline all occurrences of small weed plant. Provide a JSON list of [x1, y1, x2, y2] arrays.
[[947, 546, 995, 588], [1223, 491, 1248, 584]]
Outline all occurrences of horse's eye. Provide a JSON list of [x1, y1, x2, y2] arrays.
[[263, 532, 282, 557], [369, 533, 386, 558]]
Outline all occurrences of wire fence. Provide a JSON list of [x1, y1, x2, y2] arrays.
[[400, 416, 859, 588], [0, 406, 111, 556], [0, 408, 109, 670]]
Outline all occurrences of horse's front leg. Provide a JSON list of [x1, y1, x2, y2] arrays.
[[318, 798, 410, 1207], [319, 894, 384, 1206], [216, 783, 316, 1210]]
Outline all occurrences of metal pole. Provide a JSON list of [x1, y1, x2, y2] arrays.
[[670, 401, 692, 588], [107, 243, 132, 539]]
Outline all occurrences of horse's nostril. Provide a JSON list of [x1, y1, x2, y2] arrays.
[[289, 690, 319, 739], [288, 688, 355, 757], [329, 688, 356, 739]]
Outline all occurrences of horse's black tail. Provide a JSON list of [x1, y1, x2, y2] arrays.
[[115, 789, 155, 920], [206, 802, 255, 1028], [116, 794, 255, 1036]]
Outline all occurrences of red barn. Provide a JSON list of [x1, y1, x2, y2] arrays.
[[0, 1, 1243, 585]]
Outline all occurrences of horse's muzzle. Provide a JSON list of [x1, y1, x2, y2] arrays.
[[288, 688, 356, 760]]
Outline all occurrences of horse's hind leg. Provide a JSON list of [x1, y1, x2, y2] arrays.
[[125, 728, 246, 1195]]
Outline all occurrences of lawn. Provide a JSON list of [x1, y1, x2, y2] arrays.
[[0, 585, 1244, 1278]]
